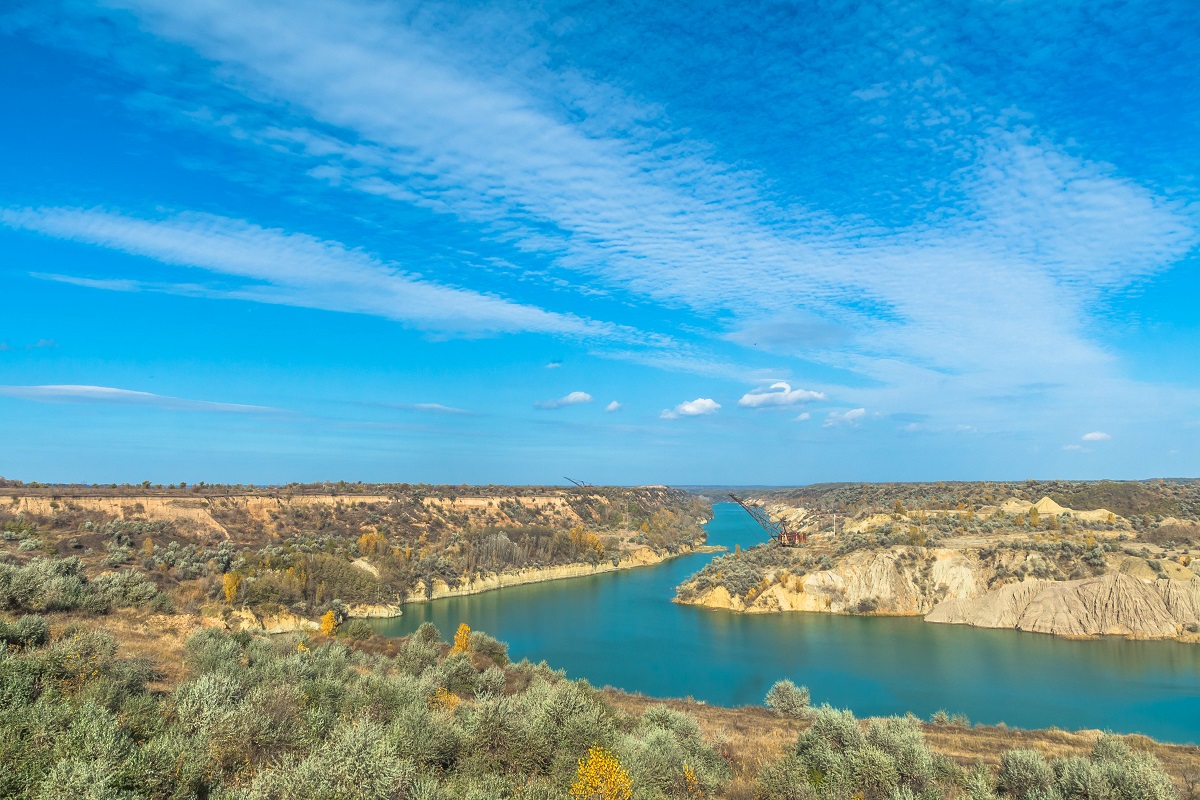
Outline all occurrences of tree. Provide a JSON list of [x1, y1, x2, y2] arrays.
[[222, 572, 242, 604], [320, 610, 338, 636], [450, 622, 471, 654], [570, 747, 632, 800]]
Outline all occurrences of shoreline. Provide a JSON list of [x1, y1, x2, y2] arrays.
[[402, 543, 726, 604], [674, 591, 1200, 645]]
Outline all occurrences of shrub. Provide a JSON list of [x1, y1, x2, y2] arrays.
[[343, 619, 374, 641], [996, 749, 1055, 798], [471, 631, 508, 665], [570, 746, 632, 800], [765, 679, 810, 718], [0, 615, 49, 649]]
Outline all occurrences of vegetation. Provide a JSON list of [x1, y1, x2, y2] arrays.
[[0, 557, 170, 614], [764, 680, 810, 719], [756, 704, 1179, 800], [0, 483, 709, 625], [1, 608, 1182, 800], [0, 618, 734, 800], [756, 480, 1200, 523]]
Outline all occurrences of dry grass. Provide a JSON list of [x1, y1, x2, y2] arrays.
[[38, 608, 221, 690], [602, 691, 1200, 797]]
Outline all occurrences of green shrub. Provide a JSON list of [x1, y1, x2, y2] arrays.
[[765, 679, 810, 718], [470, 631, 508, 665], [343, 619, 374, 641], [996, 750, 1055, 798]]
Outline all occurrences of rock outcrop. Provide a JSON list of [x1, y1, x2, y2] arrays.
[[926, 573, 1200, 639], [680, 547, 983, 615], [679, 541, 1200, 642]]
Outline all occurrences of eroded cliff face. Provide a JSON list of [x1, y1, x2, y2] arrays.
[[678, 545, 1200, 641], [679, 547, 983, 615], [926, 572, 1200, 639]]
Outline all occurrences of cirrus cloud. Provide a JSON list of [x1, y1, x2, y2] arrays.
[[0, 384, 279, 413], [1081, 431, 1111, 441]]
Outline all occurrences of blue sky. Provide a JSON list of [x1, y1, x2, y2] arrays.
[[1, 0, 1198, 485]]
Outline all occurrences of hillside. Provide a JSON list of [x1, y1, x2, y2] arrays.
[[1, 604, 1195, 799], [677, 480, 1200, 642], [0, 481, 710, 629]]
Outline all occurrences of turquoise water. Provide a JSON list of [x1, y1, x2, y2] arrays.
[[371, 503, 1200, 743]]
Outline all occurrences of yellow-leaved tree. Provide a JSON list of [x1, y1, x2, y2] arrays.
[[570, 747, 632, 800], [222, 572, 242, 604], [451, 623, 472, 654], [320, 610, 338, 636]]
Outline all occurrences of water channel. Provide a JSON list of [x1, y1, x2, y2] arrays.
[[371, 503, 1200, 743]]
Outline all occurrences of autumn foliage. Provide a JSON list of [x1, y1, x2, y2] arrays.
[[569, 746, 632, 800], [450, 622, 472, 654], [429, 686, 461, 713], [320, 610, 338, 636], [222, 572, 242, 604]]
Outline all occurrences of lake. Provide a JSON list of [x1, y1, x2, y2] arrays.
[[371, 502, 1200, 743]]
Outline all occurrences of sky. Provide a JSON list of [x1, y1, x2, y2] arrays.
[[1, 0, 1198, 486]]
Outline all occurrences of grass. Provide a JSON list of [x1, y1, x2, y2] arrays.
[[604, 690, 1200, 797]]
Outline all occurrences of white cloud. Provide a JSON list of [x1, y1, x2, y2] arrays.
[[824, 407, 866, 427], [3, 207, 622, 340], [1081, 431, 1111, 441], [660, 397, 720, 419], [794, 412, 811, 421], [738, 381, 825, 409], [534, 391, 593, 410], [545, 361, 562, 369], [0, 384, 279, 413], [1063, 444, 1086, 451], [17, 0, 1200, 431], [604, 401, 622, 412]]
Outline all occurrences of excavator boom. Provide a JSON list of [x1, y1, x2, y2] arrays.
[[727, 493, 805, 546]]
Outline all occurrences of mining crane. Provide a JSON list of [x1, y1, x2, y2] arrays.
[[564, 477, 593, 488], [728, 493, 805, 546]]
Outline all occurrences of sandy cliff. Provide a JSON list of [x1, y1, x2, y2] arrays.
[[679, 544, 1200, 641], [927, 572, 1200, 639], [680, 547, 982, 614]]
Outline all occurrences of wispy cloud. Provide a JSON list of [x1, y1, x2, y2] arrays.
[[534, 391, 593, 410], [92, 0, 1193, 401], [8, 0, 1200, 453], [738, 381, 825, 409], [604, 401, 622, 413], [3, 207, 623, 340], [1082, 431, 1111, 441], [824, 408, 866, 428], [375, 402, 475, 416], [0, 384, 280, 413], [660, 398, 720, 420], [545, 361, 562, 369]]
